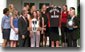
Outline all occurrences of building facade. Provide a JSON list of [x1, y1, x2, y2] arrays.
[[0, 0, 80, 43]]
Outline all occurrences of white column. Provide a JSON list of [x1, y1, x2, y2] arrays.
[[66, 0, 77, 14], [0, 0, 7, 43]]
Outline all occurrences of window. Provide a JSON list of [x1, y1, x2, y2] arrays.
[[39, 3, 50, 9], [24, 3, 35, 8]]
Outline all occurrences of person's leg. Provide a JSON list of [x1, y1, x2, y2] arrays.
[[3, 39, 8, 47], [73, 40, 77, 47], [48, 28, 51, 47], [40, 34, 43, 47], [24, 37, 29, 47], [36, 31, 40, 47], [61, 26, 65, 47], [40, 31, 43, 47], [44, 33, 47, 47], [72, 30, 77, 47], [28, 37, 30, 47], [31, 32, 35, 47], [68, 32, 72, 47], [3, 29, 10, 47], [49, 27, 55, 47], [56, 41, 59, 47], [56, 27, 59, 47], [19, 37, 24, 47], [13, 41, 17, 47], [10, 40, 14, 47], [51, 41, 54, 47]]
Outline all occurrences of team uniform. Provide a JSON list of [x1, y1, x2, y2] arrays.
[[46, 7, 61, 41]]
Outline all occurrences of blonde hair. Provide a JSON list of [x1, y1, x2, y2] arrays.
[[31, 5, 36, 14], [12, 9, 18, 18], [41, 4, 46, 12], [9, 4, 15, 15], [70, 10, 77, 17], [70, 10, 75, 15], [9, 4, 13, 8]]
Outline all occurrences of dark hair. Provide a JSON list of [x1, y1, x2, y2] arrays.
[[51, 4, 55, 6], [24, 4, 30, 7], [32, 11, 38, 19], [70, 7, 75, 10], [37, 10, 42, 17], [3, 8, 9, 14], [64, 5, 67, 8], [63, 5, 67, 12]]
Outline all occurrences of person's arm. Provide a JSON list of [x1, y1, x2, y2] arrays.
[[58, 6, 61, 12], [27, 14, 32, 30], [66, 15, 70, 28], [27, 14, 31, 21], [37, 19, 42, 31], [1, 17, 5, 32], [41, 17, 45, 34], [28, 19, 32, 31], [28, 19, 32, 37], [27, 14, 31, 30], [18, 18, 25, 39], [18, 18, 24, 35], [59, 12, 62, 27], [10, 16, 18, 34], [45, 15, 48, 27], [42, 17, 44, 28], [73, 16, 79, 28]]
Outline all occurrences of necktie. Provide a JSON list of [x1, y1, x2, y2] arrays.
[[24, 18, 27, 23]]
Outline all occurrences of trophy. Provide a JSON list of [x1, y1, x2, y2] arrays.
[[67, 18, 74, 30]]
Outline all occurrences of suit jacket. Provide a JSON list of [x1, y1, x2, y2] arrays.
[[18, 17, 29, 38]]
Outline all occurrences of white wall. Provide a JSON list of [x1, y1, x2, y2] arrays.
[[7, 0, 22, 12], [7, 0, 80, 11], [7, 0, 66, 11], [0, 0, 7, 43]]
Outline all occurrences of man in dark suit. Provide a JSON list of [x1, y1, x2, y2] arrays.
[[18, 10, 30, 47]]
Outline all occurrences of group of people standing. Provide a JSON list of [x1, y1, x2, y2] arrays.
[[1, 3, 79, 47]]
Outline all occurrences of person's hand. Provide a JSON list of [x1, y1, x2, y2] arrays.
[[46, 6, 49, 8], [29, 34, 33, 38], [29, 31, 33, 38], [58, 6, 61, 8], [19, 15, 22, 17], [41, 31, 44, 34], [67, 25, 72, 28], [44, 25, 46, 28], [15, 30, 18, 34], [37, 27, 42, 31], [28, 27, 32, 31], [42, 28, 46, 31], [22, 35, 25, 39], [73, 26, 78, 28]]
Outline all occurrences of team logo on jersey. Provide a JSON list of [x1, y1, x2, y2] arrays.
[[49, 7, 59, 18]]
